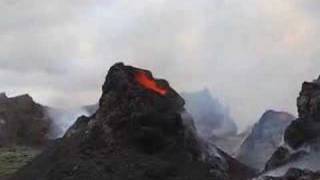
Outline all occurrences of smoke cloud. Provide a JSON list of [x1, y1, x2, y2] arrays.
[[1, 0, 320, 130], [182, 89, 237, 137], [46, 107, 92, 138]]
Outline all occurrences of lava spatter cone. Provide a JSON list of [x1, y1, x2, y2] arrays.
[[91, 63, 199, 155], [10, 63, 253, 180]]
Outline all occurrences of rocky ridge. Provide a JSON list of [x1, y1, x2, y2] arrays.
[[237, 110, 295, 170], [0, 93, 51, 146]]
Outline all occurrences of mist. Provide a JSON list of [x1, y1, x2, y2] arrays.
[[182, 89, 237, 137], [261, 151, 320, 178], [47, 107, 91, 138], [1, 0, 320, 130]]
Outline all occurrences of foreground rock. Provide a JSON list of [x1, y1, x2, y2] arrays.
[[257, 168, 320, 180], [10, 63, 254, 180], [261, 76, 320, 179], [285, 77, 320, 149], [0, 93, 52, 146], [237, 110, 295, 170]]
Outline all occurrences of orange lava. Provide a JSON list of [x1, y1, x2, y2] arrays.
[[135, 71, 168, 96]]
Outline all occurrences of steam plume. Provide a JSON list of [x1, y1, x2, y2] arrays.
[[0, 0, 320, 130]]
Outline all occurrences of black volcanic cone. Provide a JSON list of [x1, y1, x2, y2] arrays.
[[10, 63, 252, 180]]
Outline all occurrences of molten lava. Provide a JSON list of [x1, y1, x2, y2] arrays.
[[134, 71, 168, 96]]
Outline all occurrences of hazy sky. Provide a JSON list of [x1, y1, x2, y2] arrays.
[[1, 0, 320, 130]]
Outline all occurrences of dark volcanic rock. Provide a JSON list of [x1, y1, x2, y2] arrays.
[[237, 110, 295, 170], [258, 168, 320, 180], [264, 147, 308, 172], [10, 63, 254, 180], [0, 93, 51, 146], [285, 78, 320, 149], [264, 147, 291, 172], [260, 76, 320, 179]]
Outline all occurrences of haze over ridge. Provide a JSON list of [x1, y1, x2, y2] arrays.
[[1, 0, 320, 130]]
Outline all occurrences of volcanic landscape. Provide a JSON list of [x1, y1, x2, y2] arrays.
[[0, 63, 319, 180]]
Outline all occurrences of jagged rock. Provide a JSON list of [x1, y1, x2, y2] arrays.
[[0, 92, 7, 100], [274, 76, 320, 162], [264, 147, 290, 172], [284, 117, 320, 149], [257, 168, 320, 180], [10, 63, 254, 180], [264, 147, 308, 172], [261, 76, 320, 179], [237, 110, 295, 170], [285, 78, 320, 149], [0, 94, 52, 146], [82, 90, 241, 155]]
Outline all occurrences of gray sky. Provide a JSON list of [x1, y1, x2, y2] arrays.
[[1, 0, 320, 130]]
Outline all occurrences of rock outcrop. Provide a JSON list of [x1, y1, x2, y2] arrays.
[[10, 63, 254, 180], [237, 110, 295, 170], [261, 76, 320, 179], [285, 78, 320, 149], [257, 168, 320, 180], [0, 93, 52, 146]]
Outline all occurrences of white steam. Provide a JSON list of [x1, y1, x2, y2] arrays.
[[47, 107, 92, 138], [261, 152, 320, 178], [1, 0, 320, 131], [182, 89, 237, 138]]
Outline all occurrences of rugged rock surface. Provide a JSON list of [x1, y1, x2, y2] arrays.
[[10, 63, 254, 180], [256, 168, 320, 180], [0, 93, 52, 146], [81, 89, 241, 155], [260, 76, 320, 179], [264, 146, 308, 172], [237, 110, 295, 170], [182, 89, 237, 138], [285, 78, 320, 149]]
